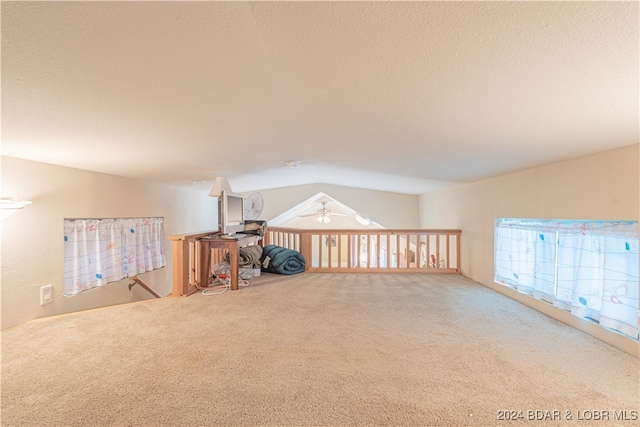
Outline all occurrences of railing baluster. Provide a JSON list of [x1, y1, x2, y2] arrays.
[[337, 234, 342, 269], [386, 234, 390, 269], [365, 234, 370, 268], [395, 233, 400, 269], [405, 234, 410, 269], [446, 234, 450, 269], [436, 234, 441, 270], [171, 228, 459, 296], [188, 239, 196, 288]]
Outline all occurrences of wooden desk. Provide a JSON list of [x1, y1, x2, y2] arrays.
[[199, 234, 261, 291]]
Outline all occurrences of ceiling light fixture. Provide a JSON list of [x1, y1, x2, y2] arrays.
[[316, 214, 331, 224], [285, 160, 301, 168]]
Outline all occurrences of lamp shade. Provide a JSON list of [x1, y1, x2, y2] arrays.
[[208, 177, 232, 197]]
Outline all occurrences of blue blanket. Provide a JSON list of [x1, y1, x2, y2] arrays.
[[261, 245, 306, 275]]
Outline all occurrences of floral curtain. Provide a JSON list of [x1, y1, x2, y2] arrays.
[[495, 219, 639, 340], [63, 217, 165, 296]]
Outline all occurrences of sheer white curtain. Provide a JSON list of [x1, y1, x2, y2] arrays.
[[555, 222, 639, 338], [63, 217, 165, 296], [494, 221, 557, 302], [495, 219, 639, 340]]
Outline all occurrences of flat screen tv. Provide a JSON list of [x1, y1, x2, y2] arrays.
[[218, 190, 245, 235]]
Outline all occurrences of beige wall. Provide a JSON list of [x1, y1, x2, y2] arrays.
[[1, 156, 217, 329], [419, 144, 639, 353], [1, 159, 418, 329], [5, 146, 636, 338], [256, 183, 420, 229]]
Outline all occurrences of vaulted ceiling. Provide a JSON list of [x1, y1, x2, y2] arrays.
[[268, 192, 383, 229], [2, 1, 638, 195]]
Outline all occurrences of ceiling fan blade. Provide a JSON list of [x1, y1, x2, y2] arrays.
[[298, 212, 350, 218]]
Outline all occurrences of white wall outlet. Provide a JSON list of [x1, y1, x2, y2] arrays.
[[40, 284, 53, 305]]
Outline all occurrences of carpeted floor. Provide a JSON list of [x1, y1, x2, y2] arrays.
[[1, 273, 638, 426]]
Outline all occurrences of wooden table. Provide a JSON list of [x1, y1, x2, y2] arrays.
[[199, 234, 261, 290]]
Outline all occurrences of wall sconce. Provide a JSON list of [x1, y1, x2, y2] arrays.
[[208, 177, 232, 197], [1, 199, 32, 220]]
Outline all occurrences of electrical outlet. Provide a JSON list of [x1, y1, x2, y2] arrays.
[[40, 284, 53, 305]]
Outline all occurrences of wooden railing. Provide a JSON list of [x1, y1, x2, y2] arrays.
[[168, 231, 215, 296], [168, 230, 263, 296], [128, 276, 163, 298], [168, 227, 461, 296], [263, 227, 461, 273]]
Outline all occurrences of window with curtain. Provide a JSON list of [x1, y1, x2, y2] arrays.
[[63, 217, 166, 296], [495, 218, 639, 340]]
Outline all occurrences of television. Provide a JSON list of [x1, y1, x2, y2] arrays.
[[218, 190, 245, 235]]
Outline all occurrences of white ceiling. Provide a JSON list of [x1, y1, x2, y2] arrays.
[[2, 1, 638, 195]]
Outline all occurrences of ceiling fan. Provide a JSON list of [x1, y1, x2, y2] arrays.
[[299, 201, 348, 224]]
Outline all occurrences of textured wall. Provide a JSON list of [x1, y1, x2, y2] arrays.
[[1, 158, 420, 329], [419, 144, 639, 283], [418, 144, 639, 351], [1, 156, 217, 329]]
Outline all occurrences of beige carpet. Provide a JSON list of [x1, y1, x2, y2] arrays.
[[2, 273, 638, 426]]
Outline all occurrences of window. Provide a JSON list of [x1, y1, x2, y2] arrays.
[[63, 217, 166, 296], [495, 218, 639, 340]]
